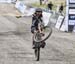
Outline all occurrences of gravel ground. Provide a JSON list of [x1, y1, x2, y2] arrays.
[[0, 3, 21, 16], [0, 16, 75, 64]]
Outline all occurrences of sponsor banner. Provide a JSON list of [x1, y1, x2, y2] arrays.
[[69, 14, 75, 20], [70, 0, 75, 3], [69, 4, 75, 8], [66, 0, 75, 32], [0, 0, 16, 3], [60, 19, 66, 31], [69, 7, 75, 9], [42, 12, 52, 26], [69, 14, 75, 25], [69, 9, 75, 14], [15, 1, 35, 16], [69, 20, 75, 25], [0, 0, 11, 3], [15, 1, 26, 14], [24, 8, 35, 16], [55, 16, 64, 29]]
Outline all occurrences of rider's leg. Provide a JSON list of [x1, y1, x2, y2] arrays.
[[31, 26, 36, 49], [38, 23, 45, 36]]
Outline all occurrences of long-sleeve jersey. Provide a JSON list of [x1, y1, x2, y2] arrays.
[[32, 15, 43, 27]]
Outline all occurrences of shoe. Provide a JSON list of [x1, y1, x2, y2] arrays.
[[32, 45, 36, 49]]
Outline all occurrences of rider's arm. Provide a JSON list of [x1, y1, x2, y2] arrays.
[[32, 15, 36, 26], [40, 17, 45, 27]]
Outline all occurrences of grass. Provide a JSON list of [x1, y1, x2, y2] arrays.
[[31, 0, 66, 14], [31, 2, 47, 8]]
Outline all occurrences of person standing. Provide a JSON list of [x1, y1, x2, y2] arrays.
[[47, 1, 53, 10], [59, 3, 64, 13], [40, 0, 42, 5]]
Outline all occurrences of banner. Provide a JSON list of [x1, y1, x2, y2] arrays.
[[24, 8, 35, 16], [55, 16, 64, 30], [69, 14, 75, 25], [42, 11, 52, 26], [65, 0, 75, 32], [0, 0, 16, 3], [70, 0, 75, 3], [60, 17, 66, 31], [69, 1, 75, 25], [68, 0, 75, 32], [15, 1, 26, 14]]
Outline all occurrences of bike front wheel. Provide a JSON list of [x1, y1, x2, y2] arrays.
[[33, 26, 52, 43]]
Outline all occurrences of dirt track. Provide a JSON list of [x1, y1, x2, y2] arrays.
[[0, 4, 21, 16], [0, 16, 75, 64]]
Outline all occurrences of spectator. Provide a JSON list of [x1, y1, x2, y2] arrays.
[[40, 0, 43, 5], [59, 3, 64, 13], [47, 1, 53, 10]]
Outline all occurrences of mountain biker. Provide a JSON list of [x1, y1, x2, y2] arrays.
[[31, 8, 46, 49]]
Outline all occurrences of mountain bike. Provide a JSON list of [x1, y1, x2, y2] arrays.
[[33, 23, 52, 61]]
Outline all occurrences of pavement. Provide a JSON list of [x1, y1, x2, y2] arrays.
[[0, 15, 75, 64]]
